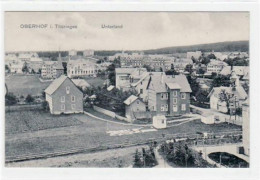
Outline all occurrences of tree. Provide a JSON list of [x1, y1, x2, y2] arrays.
[[38, 68, 42, 74], [219, 89, 232, 114], [5, 93, 17, 105], [31, 69, 35, 74], [133, 149, 143, 168], [187, 75, 200, 96], [25, 94, 35, 103], [185, 64, 193, 75], [22, 63, 29, 73], [211, 75, 231, 89], [166, 64, 179, 75], [42, 101, 49, 111], [207, 53, 216, 60], [196, 90, 209, 104], [196, 67, 206, 75]]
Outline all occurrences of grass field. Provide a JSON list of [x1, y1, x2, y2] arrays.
[[5, 75, 51, 97], [5, 110, 82, 135]]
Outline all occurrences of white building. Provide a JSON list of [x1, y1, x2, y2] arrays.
[[9, 61, 25, 74], [18, 52, 38, 62], [206, 60, 228, 75], [67, 59, 97, 78]]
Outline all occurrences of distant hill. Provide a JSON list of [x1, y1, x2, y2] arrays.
[[144, 41, 249, 55]]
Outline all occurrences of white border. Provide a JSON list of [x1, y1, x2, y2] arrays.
[[0, 1, 259, 180]]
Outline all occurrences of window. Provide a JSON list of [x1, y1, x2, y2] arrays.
[[71, 95, 75, 102], [61, 104, 65, 110], [173, 105, 178, 112], [181, 104, 186, 111], [140, 89, 143, 94], [173, 98, 177, 104], [66, 86, 70, 94], [161, 105, 164, 111], [165, 104, 168, 111], [71, 104, 75, 110], [161, 93, 164, 99], [173, 91, 177, 97], [181, 93, 186, 99], [61, 96, 65, 102], [165, 93, 168, 99]]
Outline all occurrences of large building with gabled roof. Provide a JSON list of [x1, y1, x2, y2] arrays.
[[45, 75, 83, 114], [147, 74, 192, 116]]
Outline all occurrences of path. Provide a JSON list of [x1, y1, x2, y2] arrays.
[[153, 146, 172, 168]]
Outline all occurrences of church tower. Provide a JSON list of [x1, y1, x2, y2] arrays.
[[56, 52, 64, 78]]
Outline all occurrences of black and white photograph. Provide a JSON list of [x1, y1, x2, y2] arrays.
[[1, 2, 259, 178]]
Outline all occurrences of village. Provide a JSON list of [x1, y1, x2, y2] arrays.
[[5, 48, 250, 168]]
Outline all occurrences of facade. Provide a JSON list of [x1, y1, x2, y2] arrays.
[[28, 57, 43, 73], [45, 75, 83, 115], [9, 61, 25, 74], [41, 61, 57, 79], [67, 59, 97, 78], [83, 49, 95, 57], [206, 60, 228, 75], [147, 74, 192, 116], [124, 95, 146, 120]]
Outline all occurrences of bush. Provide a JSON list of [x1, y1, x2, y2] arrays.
[[25, 94, 35, 103], [42, 101, 49, 111], [5, 93, 18, 106]]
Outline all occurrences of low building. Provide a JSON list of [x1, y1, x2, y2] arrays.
[[206, 60, 228, 75], [67, 59, 97, 78], [72, 79, 91, 90], [45, 75, 83, 115], [153, 115, 167, 129], [207, 73, 247, 113], [115, 68, 147, 91], [147, 74, 192, 116], [124, 95, 146, 120]]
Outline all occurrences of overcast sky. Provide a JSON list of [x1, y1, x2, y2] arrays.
[[5, 12, 249, 51]]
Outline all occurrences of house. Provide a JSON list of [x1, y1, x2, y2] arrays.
[[9, 61, 25, 74], [44, 75, 83, 115], [220, 66, 249, 78], [28, 57, 43, 73], [206, 60, 228, 75], [131, 72, 165, 102], [41, 61, 57, 79], [124, 95, 146, 120], [67, 59, 97, 78], [18, 52, 39, 62], [83, 49, 94, 57], [147, 74, 192, 116], [115, 68, 147, 91], [72, 79, 91, 90], [207, 73, 247, 113]]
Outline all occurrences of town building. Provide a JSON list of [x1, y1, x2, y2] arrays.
[[187, 51, 202, 60], [206, 60, 228, 75], [72, 79, 91, 90], [18, 52, 39, 62], [67, 59, 97, 78], [207, 71, 247, 113], [41, 61, 57, 79], [220, 66, 249, 78], [44, 75, 83, 115], [83, 49, 95, 57], [108, 51, 129, 61], [27, 57, 43, 73], [115, 68, 147, 91], [9, 61, 25, 74], [124, 95, 146, 120], [147, 74, 192, 116]]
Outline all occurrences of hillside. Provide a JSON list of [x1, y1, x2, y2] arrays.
[[144, 41, 249, 55]]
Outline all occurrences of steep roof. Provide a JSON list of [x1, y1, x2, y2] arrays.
[[44, 75, 68, 95], [148, 74, 192, 93], [220, 66, 249, 76], [124, 95, 139, 105], [208, 86, 247, 100], [131, 72, 164, 87], [72, 79, 90, 88]]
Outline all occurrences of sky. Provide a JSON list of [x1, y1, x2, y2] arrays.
[[5, 12, 249, 51]]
